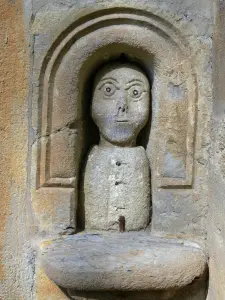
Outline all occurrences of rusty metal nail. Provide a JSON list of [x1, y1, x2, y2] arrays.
[[119, 216, 125, 233]]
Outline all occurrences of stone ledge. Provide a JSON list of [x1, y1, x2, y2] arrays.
[[41, 232, 207, 292]]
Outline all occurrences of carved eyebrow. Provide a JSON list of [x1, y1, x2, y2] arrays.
[[125, 79, 145, 90], [99, 77, 119, 83], [127, 79, 144, 84]]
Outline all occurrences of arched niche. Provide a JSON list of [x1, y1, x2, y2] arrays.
[[36, 8, 197, 232]]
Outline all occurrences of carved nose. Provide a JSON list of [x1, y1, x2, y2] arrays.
[[116, 94, 128, 118], [117, 103, 128, 119], [119, 103, 128, 113]]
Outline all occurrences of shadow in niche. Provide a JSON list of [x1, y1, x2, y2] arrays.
[[77, 53, 152, 232], [65, 276, 208, 299], [60, 275, 208, 300], [67, 279, 208, 300]]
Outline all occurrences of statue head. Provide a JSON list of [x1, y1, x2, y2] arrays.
[[92, 62, 150, 146]]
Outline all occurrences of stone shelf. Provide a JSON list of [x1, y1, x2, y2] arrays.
[[41, 232, 207, 292]]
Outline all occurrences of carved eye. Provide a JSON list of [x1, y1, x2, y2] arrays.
[[99, 82, 118, 97], [128, 85, 145, 100]]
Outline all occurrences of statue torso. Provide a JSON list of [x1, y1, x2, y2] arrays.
[[83, 145, 150, 231]]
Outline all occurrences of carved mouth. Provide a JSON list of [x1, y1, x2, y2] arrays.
[[116, 120, 129, 123]]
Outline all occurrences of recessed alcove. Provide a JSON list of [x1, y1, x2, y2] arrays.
[[77, 52, 153, 231], [30, 6, 208, 300]]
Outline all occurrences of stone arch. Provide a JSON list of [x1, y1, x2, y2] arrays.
[[35, 7, 197, 232], [38, 7, 196, 187]]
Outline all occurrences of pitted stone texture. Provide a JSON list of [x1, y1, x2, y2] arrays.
[[31, 5, 207, 245], [82, 145, 150, 231], [34, 5, 198, 197], [92, 63, 150, 146], [68, 280, 207, 300], [81, 63, 151, 231], [32, 188, 76, 234], [29, 1, 212, 299], [41, 233, 207, 291], [208, 1, 225, 299], [49, 128, 79, 179]]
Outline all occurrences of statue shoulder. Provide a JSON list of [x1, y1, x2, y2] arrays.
[[137, 145, 147, 153], [87, 145, 99, 158]]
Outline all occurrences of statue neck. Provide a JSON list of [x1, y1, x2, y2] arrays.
[[99, 135, 136, 148]]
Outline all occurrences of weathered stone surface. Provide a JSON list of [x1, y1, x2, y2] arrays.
[[0, 0, 214, 299], [32, 188, 76, 234], [82, 63, 150, 231], [68, 280, 208, 300], [41, 233, 207, 291], [35, 267, 70, 300], [0, 0, 34, 299], [83, 145, 150, 231], [49, 128, 79, 179], [31, 1, 211, 247], [208, 1, 225, 299], [29, 1, 213, 299], [69, 281, 206, 300], [92, 63, 150, 146]]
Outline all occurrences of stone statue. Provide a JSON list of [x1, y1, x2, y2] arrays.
[[83, 63, 151, 231]]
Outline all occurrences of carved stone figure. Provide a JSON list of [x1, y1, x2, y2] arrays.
[[40, 62, 207, 298], [83, 63, 151, 231], [36, 7, 209, 299]]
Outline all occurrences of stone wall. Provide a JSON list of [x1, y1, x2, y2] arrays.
[[208, 0, 225, 299], [0, 0, 34, 299], [27, 1, 213, 298], [0, 0, 217, 299]]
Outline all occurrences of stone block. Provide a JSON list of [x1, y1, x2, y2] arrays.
[[49, 128, 79, 179], [41, 233, 207, 291], [32, 188, 76, 234]]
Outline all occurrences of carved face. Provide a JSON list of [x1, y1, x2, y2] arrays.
[[92, 63, 150, 145]]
